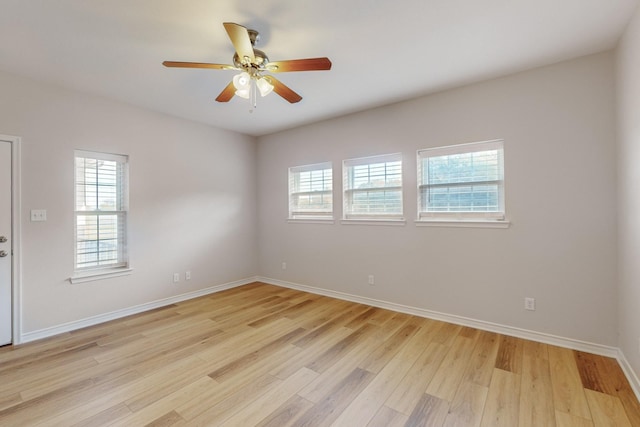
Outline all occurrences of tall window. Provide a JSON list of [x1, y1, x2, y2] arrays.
[[343, 153, 403, 219], [74, 150, 129, 271], [289, 162, 333, 219], [418, 140, 504, 220]]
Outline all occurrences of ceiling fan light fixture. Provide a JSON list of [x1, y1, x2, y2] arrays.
[[256, 77, 274, 97], [235, 88, 250, 99], [233, 71, 250, 90], [232, 71, 251, 99]]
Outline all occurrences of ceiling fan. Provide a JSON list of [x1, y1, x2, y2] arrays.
[[163, 22, 332, 106]]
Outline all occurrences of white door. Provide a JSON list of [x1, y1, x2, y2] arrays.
[[0, 140, 11, 345]]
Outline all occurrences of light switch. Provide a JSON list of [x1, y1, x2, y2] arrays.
[[30, 209, 47, 222]]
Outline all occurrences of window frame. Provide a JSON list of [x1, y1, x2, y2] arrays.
[[416, 140, 507, 225], [71, 150, 130, 282], [342, 153, 404, 222], [288, 161, 334, 222]]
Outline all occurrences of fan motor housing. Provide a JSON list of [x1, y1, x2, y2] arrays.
[[233, 49, 269, 69]]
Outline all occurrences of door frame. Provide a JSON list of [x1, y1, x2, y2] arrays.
[[1, 135, 21, 345]]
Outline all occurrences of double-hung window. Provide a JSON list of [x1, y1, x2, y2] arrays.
[[417, 140, 505, 221], [74, 150, 129, 274], [288, 162, 333, 220], [343, 153, 403, 220]]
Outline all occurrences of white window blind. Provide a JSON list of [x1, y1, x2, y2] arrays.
[[343, 153, 403, 219], [289, 162, 333, 219], [418, 140, 504, 220], [74, 150, 129, 271]]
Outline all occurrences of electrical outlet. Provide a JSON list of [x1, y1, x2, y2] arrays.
[[30, 209, 47, 222], [368, 275, 375, 285], [173, 273, 180, 283], [185, 271, 191, 280], [524, 297, 535, 311], [282, 262, 287, 270]]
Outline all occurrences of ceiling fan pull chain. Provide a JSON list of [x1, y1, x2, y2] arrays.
[[250, 78, 257, 112]]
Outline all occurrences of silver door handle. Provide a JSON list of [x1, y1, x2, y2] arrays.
[[0, 251, 7, 257]]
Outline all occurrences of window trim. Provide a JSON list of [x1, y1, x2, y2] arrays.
[[341, 218, 407, 226], [288, 161, 334, 221], [416, 139, 506, 224], [287, 219, 336, 225], [342, 153, 404, 221], [414, 219, 510, 229], [71, 150, 130, 281], [70, 267, 133, 284]]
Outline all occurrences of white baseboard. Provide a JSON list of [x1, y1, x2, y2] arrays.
[[19, 276, 258, 344], [258, 276, 619, 358], [618, 349, 640, 401]]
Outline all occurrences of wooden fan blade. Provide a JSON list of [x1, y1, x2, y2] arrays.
[[264, 76, 302, 103], [215, 81, 236, 102], [163, 61, 235, 70], [223, 22, 255, 64], [266, 57, 332, 73]]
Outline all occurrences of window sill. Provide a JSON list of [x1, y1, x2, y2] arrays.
[[415, 219, 510, 229], [70, 267, 133, 284], [341, 218, 406, 226], [287, 218, 335, 224]]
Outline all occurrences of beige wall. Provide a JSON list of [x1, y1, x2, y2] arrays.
[[257, 52, 618, 346], [617, 4, 640, 376], [0, 70, 258, 334]]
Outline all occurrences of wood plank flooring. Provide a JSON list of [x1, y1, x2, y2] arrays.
[[0, 282, 638, 426]]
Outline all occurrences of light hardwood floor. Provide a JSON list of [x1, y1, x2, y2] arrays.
[[0, 282, 638, 426]]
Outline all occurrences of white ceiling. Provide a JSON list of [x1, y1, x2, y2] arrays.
[[0, 0, 637, 136]]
